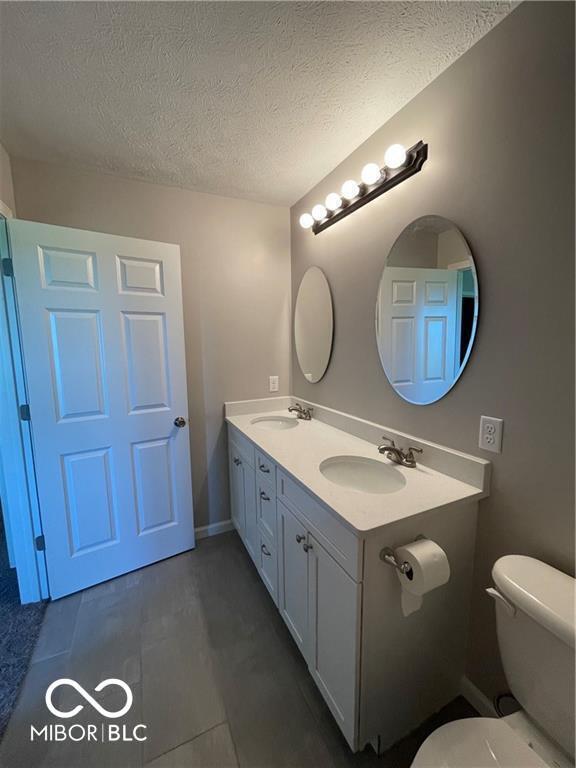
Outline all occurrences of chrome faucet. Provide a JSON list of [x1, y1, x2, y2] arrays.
[[377, 437, 423, 468], [288, 403, 313, 421]]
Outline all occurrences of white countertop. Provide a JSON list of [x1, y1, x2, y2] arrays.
[[226, 409, 487, 535]]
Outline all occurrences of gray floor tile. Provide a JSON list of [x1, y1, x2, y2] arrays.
[[0, 654, 70, 768], [145, 723, 237, 768], [2, 532, 476, 768], [141, 604, 226, 763], [66, 588, 143, 690], [41, 684, 144, 768], [31, 593, 81, 663], [81, 568, 145, 604]]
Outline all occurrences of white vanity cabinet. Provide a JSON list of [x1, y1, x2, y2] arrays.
[[226, 416, 484, 755]]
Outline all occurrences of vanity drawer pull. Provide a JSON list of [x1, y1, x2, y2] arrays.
[[302, 542, 313, 553], [295, 534, 305, 543], [261, 543, 272, 557], [258, 462, 270, 473], [260, 491, 270, 502]]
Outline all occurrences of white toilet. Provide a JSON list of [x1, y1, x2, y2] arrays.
[[412, 555, 575, 768]]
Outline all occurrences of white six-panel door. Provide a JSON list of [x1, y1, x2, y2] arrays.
[[378, 267, 458, 403], [9, 220, 195, 598]]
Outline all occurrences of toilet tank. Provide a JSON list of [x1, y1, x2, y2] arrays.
[[492, 555, 575, 759]]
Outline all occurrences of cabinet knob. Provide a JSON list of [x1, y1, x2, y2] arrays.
[[174, 416, 187, 428], [295, 534, 305, 543], [234, 457, 242, 466], [260, 491, 270, 501], [261, 543, 272, 557], [258, 463, 270, 474], [303, 542, 313, 553]]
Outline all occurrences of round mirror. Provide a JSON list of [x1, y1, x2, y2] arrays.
[[376, 216, 479, 404], [294, 266, 334, 383]]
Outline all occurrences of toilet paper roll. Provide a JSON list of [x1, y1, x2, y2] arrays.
[[395, 539, 450, 615]]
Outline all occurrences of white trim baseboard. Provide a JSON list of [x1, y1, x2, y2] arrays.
[[195, 519, 234, 540], [460, 675, 498, 718]]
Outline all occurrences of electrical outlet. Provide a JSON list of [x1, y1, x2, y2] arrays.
[[479, 416, 504, 453], [269, 375, 279, 393]]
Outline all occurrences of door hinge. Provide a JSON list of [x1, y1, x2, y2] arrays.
[[19, 404, 31, 421], [2, 258, 13, 277], [35, 535, 46, 551]]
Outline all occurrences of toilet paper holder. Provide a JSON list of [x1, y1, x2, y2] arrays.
[[380, 547, 413, 578]]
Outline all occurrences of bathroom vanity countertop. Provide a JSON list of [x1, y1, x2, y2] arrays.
[[226, 410, 488, 535]]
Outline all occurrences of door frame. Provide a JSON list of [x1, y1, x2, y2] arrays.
[[0, 214, 48, 603]]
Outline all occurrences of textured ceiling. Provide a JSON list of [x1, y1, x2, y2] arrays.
[[0, 2, 516, 206]]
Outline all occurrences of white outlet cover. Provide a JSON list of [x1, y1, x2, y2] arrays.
[[269, 375, 279, 393], [479, 416, 504, 453]]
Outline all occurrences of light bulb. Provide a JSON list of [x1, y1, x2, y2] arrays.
[[312, 204, 327, 221], [299, 212, 314, 229], [341, 179, 360, 200], [325, 192, 342, 211], [384, 143, 407, 170], [361, 163, 382, 185]]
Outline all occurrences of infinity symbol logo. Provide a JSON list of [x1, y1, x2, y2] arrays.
[[45, 679, 133, 719]]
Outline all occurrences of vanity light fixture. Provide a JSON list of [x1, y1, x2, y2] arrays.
[[299, 140, 428, 234]]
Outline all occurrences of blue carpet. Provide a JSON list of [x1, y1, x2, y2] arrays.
[[0, 514, 46, 740]]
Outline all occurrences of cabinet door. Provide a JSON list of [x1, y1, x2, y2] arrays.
[[229, 444, 245, 539], [277, 501, 309, 657], [242, 463, 258, 565], [307, 534, 360, 750]]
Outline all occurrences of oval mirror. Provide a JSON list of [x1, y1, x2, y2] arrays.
[[294, 266, 334, 383], [376, 216, 479, 404]]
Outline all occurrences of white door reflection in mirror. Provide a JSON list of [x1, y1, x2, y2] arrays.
[[376, 216, 479, 405], [294, 266, 333, 383]]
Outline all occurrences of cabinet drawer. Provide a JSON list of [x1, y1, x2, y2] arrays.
[[277, 469, 362, 581], [228, 425, 255, 468], [256, 450, 275, 482], [258, 531, 278, 606], [257, 480, 277, 543]]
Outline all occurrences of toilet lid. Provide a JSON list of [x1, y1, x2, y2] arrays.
[[411, 718, 550, 768]]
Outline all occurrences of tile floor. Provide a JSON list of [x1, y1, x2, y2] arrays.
[[0, 532, 476, 767]]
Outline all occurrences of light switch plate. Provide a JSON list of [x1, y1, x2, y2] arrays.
[[479, 416, 504, 453], [269, 375, 279, 393]]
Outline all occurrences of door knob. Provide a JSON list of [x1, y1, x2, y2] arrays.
[[174, 417, 186, 428]]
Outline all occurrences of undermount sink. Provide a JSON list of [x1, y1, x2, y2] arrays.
[[319, 455, 406, 495], [250, 416, 299, 431]]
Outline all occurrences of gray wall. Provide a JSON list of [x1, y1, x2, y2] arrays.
[[12, 159, 291, 531], [0, 142, 15, 213], [290, 2, 574, 699]]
